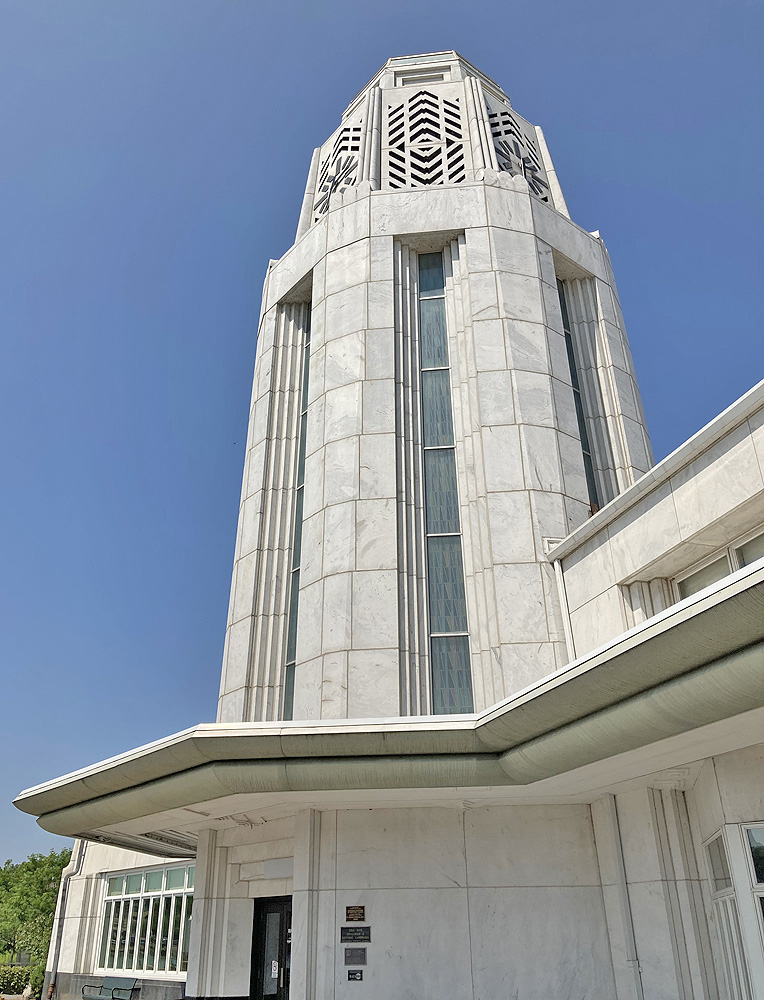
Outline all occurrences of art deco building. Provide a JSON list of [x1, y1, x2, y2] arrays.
[[15, 52, 764, 1000]]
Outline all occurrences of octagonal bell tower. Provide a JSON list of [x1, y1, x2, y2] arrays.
[[217, 52, 653, 724]]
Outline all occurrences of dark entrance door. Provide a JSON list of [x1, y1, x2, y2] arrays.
[[250, 896, 291, 1000]]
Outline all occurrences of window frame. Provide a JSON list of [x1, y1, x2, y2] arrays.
[[672, 526, 764, 603]]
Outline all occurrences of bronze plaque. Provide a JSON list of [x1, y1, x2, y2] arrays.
[[345, 905, 365, 921], [341, 925, 371, 943], [344, 947, 367, 966]]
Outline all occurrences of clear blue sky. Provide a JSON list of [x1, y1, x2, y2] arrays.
[[1, 0, 762, 862]]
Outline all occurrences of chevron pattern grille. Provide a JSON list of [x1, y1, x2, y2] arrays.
[[487, 106, 550, 202], [384, 90, 466, 188], [313, 119, 363, 220]]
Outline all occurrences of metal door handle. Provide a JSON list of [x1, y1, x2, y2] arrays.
[[279, 967, 284, 988]]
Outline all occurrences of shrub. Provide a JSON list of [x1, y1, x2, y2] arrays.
[[29, 965, 45, 997], [0, 965, 31, 994]]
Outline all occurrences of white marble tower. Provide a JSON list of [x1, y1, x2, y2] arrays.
[[217, 51, 653, 725]]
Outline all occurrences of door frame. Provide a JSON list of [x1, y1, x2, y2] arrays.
[[250, 895, 292, 1000]]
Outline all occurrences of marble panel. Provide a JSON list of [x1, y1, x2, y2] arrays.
[[500, 641, 557, 694], [482, 424, 524, 492], [528, 489, 568, 551], [324, 284, 367, 342], [324, 437, 359, 504], [621, 415, 651, 474], [713, 743, 764, 822], [371, 184, 487, 236], [245, 440, 267, 498], [360, 432, 396, 499], [551, 376, 579, 438], [362, 378, 395, 435], [541, 277, 564, 333], [627, 881, 682, 1000], [469, 886, 615, 1000], [327, 197, 370, 251], [266, 220, 327, 308], [536, 238, 557, 286], [323, 502, 356, 576], [531, 200, 606, 279], [472, 318, 508, 371], [250, 394, 270, 447], [464, 226, 492, 272], [324, 240, 370, 295], [352, 570, 398, 649], [569, 586, 626, 655], [307, 343, 326, 403], [562, 533, 616, 612], [558, 430, 590, 504], [484, 183, 534, 234], [237, 494, 261, 558], [322, 572, 352, 653], [490, 227, 539, 278], [688, 759, 724, 843], [750, 405, 764, 471], [487, 491, 536, 563], [324, 383, 362, 443], [601, 318, 629, 372], [365, 327, 395, 380], [217, 689, 246, 723], [564, 494, 592, 535], [468, 271, 499, 321], [520, 424, 563, 493], [231, 551, 255, 623], [513, 369, 555, 427], [310, 299, 326, 353], [505, 319, 550, 374], [497, 271, 545, 324], [220, 897, 253, 997], [303, 449, 325, 517], [356, 498, 397, 571], [299, 510, 323, 587], [221, 618, 252, 693], [672, 422, 764, 540], [465, 804, 601, 887], [324, 330, 365, 391], [476, 370, 514, 425], [607, 480, 681, 581], [296, 580, 323, 662], [335, 808, 467, 889], [347, 648, 400, 718], [368, 278, 394, 329], [305, 394, 325, 457], [494, 562, 549, 643], [321, 651, 348, 719], [370, 235, 393, 282]]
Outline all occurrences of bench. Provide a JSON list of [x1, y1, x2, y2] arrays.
[[82, 978, 137, 1000]]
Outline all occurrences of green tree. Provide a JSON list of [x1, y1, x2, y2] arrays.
[[0, 850, 72, 966]]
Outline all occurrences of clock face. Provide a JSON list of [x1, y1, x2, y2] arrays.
[[313, 155, 357, 217]]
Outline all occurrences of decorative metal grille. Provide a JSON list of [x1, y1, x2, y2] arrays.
[[312, 119, 363, 220], [384, 90, 466, 188], [486, 101, 550, 202]]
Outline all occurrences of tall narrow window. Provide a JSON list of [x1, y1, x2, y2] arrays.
[[417, 253, 473, 714], [283, 306, 311, 720], [557, 280, 600, 513]]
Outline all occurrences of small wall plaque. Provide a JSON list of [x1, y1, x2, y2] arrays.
[[345, 905, 365, 921], [341, 925, 371, 943], [344, 947, 367, 966], [348, 970, 363, 982]]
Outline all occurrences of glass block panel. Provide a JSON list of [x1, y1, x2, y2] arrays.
[[418, 252, 445, 296], [285, 570, 300, 665], [427, 536, 468, 632], [107, 876, 124, 896], [431, 636, 474, 714], [707, 834, 732, 892], [424, 449, 460, 534], [738, 531, 764, 567], [421, 370, 454, 447], [165, 868, 185, 890], [746, 827, 764, 883], [144, 871, 163, 892], [678, 556, 730, 600], [124, 873, 142, 894], [419, 298, 448, 369], [187, 866, 195, 889]]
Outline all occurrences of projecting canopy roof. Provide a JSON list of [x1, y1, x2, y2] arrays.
[[14, 562, 764, 857]]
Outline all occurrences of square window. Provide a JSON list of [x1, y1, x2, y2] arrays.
[[125, 874, 142, 894], [144, 871, 163, 892], [165, 868, 185, 890], [738, 532, 764, 568], [677, 556, 730, 600], [187, 866, 195, 889], [106, 876, 124, 897]]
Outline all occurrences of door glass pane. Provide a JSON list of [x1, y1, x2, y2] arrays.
[[427, 536, 468, 632], [419, 298, 448, 369], [431, 636, 473, 714], [424, 449, 460, 534], [746, 827, 764, 883], [738, 532, 764, 567], [421, 370, 454, 447], [678, 556, 730, 600], [262, 911, 281, 996]]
